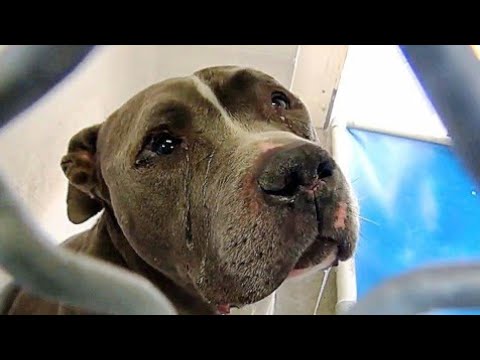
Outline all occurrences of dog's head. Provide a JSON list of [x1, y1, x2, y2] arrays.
[[60, 66, 359, 310]]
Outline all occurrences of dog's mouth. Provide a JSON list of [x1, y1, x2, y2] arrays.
[[287, 256, 337, 279], [288, 236, 341, 278]]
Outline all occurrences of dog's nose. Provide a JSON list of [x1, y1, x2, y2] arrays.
[[257, 143, 335, 202]]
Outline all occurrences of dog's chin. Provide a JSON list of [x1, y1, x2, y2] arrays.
[[213, 237, 340, 314]]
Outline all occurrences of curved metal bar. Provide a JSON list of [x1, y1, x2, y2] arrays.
[[0, 45, 176, 314], [0, 45, 95, 127], [0, 177, 176, 315], [347, 263, 480, 315], [400, 45, 480, 183]]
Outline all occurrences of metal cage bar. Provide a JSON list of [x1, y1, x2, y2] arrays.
[[3, 45, 480, 315], [0, 45, 94, 128], [348, 45, 480, 315], [0, 45, 176, 315]]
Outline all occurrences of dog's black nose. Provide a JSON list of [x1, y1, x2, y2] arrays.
[[257, 143, 335, 202]]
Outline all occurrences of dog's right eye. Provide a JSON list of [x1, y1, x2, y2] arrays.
[[135, 132, 184, 167], [147, 133, 182, 155], [271, 92, 290, 110]]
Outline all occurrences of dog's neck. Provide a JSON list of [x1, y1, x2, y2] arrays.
[[93, 210, 217, 315]]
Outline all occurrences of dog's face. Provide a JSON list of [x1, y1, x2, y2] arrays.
[[61, 66, 358, 310]]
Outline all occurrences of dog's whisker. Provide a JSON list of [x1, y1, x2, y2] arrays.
[[357, 230, 368, 241], [350, 177, 361, 184], [358, 215, 380, 226], [346, 207, 379, 226], [346, 205, 376, 220]]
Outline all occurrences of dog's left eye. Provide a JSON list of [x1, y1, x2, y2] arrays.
[[148, 133, 182, 155], [271, 92, 290, 110]]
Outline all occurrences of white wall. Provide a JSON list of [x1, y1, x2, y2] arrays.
[[0, 45, 298, 243]]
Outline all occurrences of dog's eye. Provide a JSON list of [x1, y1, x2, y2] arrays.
[[135, 131, 184, 167], [148, 133, 182, 155], [271, 92, 290, 110]]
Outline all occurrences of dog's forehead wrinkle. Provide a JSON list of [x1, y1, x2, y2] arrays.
[[190, 75, 245, 134], [247, 129, 310, 146]]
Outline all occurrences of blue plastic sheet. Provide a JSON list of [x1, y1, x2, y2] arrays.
[[346, 128, 480, 314]]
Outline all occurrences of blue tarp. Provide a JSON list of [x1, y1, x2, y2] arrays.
[[346, 128, 480, 314]]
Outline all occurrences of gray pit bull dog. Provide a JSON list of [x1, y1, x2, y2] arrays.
[[6, 66, 359, 315]]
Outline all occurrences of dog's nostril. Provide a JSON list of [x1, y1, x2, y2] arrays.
[[318, 160, 334, 179], [260, 170, 301, 198], [257, 145, 337, 202]]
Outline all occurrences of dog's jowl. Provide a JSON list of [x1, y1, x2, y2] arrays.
[[6, 66, 359, 315]]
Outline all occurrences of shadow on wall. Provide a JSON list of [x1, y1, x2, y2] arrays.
[[0, 45, 298, 243]]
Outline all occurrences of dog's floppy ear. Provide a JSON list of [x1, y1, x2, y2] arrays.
[[60, 124, 104, 224]]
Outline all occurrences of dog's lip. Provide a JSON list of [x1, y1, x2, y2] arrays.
[[288, 260, 338, 279], [215, 254, 339, 314], [288, 243, 339, 279], [216, 304, 231, 315]]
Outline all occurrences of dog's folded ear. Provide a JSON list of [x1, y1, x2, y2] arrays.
[[60, 124, 104, 224], [65, 186, 104, 224]]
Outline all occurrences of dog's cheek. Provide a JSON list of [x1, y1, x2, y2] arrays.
[[198, 193, 306, 304], [105, 164, 193, 279]]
